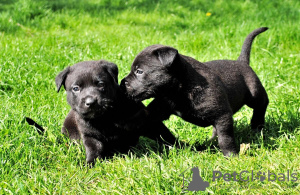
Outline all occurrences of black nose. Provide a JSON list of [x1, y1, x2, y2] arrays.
[[120, 79, 129, 90], [85, 97, 96, 107]]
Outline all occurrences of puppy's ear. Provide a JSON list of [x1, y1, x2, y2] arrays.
[[105, 62, 119, 84], [55, 66, 70, 92], [154, 47, 178, 67]]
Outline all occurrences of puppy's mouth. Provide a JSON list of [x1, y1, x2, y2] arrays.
[[127, 90, 155, 102]]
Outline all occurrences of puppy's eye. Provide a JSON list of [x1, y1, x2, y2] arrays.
[[72, 86, 80, 92], [136, 69, 143, 75], [97, 82, 105, 88]]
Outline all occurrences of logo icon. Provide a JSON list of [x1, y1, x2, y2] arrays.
[[256, 171, 266, 182], [180, 167, 210, 192]]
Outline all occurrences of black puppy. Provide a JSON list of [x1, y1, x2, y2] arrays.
[[121, 27, 269, 156], [55, 60, 179, 164]]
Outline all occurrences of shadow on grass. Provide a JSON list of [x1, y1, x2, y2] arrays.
[[235, 111, 300, 152], [25, 109, 300, 163], [130, 110, 300, 158]]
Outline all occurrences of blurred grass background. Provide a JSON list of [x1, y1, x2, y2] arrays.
[[0, 0, 299, 194]]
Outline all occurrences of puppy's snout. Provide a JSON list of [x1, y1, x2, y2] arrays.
[[120, 79, 130, 90], [84, 96, 96, 107], [124, 81, 129, 87]]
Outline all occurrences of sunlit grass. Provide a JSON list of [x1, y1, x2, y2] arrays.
[[0, 0, 299, 194]]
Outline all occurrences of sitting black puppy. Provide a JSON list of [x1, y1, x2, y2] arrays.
[[120, 27, 269, 157], [55, 60, 179, 164]]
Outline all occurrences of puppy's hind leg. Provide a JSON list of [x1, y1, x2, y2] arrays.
[[246, 84, 269, 132], [249, 95, 268, 132]]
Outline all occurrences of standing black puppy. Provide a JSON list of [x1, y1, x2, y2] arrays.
[[55, 60, 178, 164], [120, 27, 269, 156]]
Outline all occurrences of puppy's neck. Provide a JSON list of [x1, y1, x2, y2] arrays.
[[74, 110, 113, 126], [172, 55, 209, 92]]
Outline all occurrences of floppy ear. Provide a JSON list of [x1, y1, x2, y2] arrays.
[[55, 66, 70, 92], [154, 47, 178, 67], [104, 62, 119, 84]]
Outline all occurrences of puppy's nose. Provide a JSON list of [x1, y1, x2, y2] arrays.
[[85, 97, 96, 107], [120, 79, 129, 90], [124, 81, 129, 87]]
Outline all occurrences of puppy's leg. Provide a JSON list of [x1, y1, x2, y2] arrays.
[[246, 84, 269, 131], [62, 110, 81, 140], [143, 122, 191, 150], [250, 97, 268, 131], [82, 136, 104, 165], [145, 98, 173, 121], [142, 122, 177, 145], [214, 115, 238, 156], [124, 98, 172, 131]]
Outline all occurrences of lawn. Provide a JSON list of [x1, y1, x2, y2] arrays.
[[0, 0, 299, 194]]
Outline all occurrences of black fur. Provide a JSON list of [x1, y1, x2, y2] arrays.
[[121, 27, 269, 156], [55, 60, 179, 164]]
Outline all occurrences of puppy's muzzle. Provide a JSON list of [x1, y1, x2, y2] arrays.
[[84, 96, 96, 107], [120, 79, 130, 91]]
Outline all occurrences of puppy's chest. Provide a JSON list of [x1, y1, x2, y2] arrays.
[[167, 98, 196, 117], [172, 105, 212, 127], [167, 87, 206, 112], [166, 90, 213, 126], [79, 120, 126, 140]]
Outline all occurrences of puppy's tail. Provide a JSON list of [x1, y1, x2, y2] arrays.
[[25, 117, 45, 135], [237, 27, 268, 65]]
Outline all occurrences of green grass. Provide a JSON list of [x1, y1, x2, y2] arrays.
[[0, 0, 299, 194]]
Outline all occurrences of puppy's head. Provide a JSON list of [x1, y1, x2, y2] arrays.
[[55, 60, 119, 119], [120, 44, 179, 101]]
